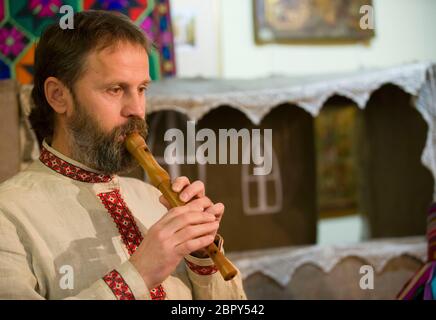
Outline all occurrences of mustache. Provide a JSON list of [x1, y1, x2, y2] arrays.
[[112, 117, 148, 142]]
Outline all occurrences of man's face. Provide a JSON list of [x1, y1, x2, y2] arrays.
[[65, 41, 150, 174]]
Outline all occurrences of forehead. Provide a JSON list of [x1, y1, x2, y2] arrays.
[[82, 41, 150, 82]]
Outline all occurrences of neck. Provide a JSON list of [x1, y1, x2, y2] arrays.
[[51, 126, 74, 160]]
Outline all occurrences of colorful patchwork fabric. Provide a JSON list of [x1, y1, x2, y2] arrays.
[[397, 203, 436, 300], [140, 0, 176, 78], [0, 0, 175, 83]]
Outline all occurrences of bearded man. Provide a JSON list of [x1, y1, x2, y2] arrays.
[[0, 10, 246, 300]]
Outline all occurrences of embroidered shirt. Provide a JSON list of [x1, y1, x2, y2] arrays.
[[0, 141, 246, 300]]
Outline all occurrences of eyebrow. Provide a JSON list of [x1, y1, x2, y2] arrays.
[[106, 79, 151, 86]]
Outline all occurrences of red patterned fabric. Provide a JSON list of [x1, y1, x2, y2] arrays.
[[185, 259, 218, 276], [102, 270, 135, 300], [39, 146, 112, 183], [98, 190, 144, 255], [149, 285, 166, 300], [98, 189, 166, 300]]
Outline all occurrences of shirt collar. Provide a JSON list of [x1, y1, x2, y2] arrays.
[[39, 140, 113, 183]]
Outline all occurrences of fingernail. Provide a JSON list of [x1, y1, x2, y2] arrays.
[[180, 192, 188, 201]]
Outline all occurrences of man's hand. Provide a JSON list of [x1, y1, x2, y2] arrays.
[[129, 177, 225, 290], [161, 177, 225, 258], [159, 176, 225, 227]]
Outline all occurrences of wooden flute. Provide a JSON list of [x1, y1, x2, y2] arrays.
[[125, 132, 238, 281]]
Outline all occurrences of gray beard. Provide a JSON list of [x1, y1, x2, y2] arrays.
[[66, 97, 148, 175]]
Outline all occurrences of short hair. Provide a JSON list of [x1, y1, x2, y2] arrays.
[[30, 10, 152, 144]]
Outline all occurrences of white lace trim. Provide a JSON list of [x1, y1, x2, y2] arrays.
[[227, 236, 427, 287], [147, 62, 431, 120]]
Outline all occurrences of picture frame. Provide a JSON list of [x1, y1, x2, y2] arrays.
[[253, 0, 375, 45]]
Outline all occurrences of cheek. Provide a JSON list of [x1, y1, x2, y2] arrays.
[[87, 94, 124, 132]]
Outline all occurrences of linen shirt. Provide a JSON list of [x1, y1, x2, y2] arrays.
[[0, 141, 246, 300]]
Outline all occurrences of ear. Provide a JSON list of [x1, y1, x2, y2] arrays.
[[44, 77, 73, 115]]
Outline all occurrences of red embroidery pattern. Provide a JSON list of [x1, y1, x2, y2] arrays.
[[185, 259, 218, 276], [149, 285, 166, 300], [98, 190, 144, 255], [39, 146, 112, 183], [98, 189, 166, 300], [103, 270, 135, 300]]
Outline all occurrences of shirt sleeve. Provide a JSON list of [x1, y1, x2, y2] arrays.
[[70, 260, 152, 300], [0, 212, 151, 300], [183, 235, 247, 300]]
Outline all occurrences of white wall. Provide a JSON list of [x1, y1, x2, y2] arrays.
[[219, 0, 436, 78], [317, 215, 363, 245], [173, 0, 436, 79], [170, 0, 221, 77]]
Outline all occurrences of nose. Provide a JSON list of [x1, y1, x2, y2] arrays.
[[121, 90, 146, 119]]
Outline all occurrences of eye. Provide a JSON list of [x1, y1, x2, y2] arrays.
[[139, 86, 148, 94], [108, 86, 123, 95]]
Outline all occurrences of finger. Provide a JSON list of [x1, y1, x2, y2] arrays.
[[172, 176, 190, 193], [204, 202, 224, 221], [174, 234, 216, 256], [157, 204, 200, 226], [164, 211, 216, 235], [187, 196, 213, 211], [179, 180, 205, 202], [159, 195, 171, 210], [172, 221, 219, 247], [157, 199, 212, 227]]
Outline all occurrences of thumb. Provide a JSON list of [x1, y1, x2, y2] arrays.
[[159, 195, 171, 210]]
